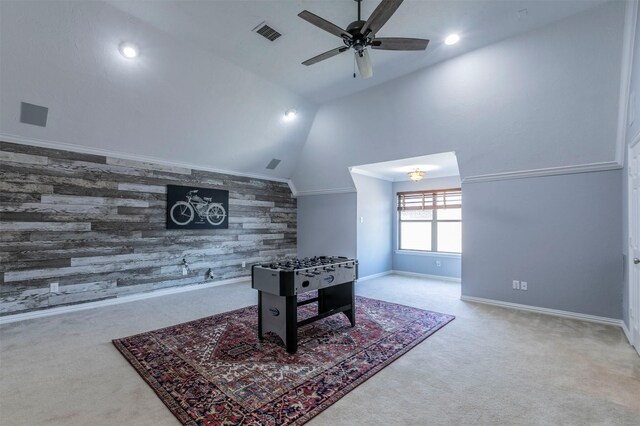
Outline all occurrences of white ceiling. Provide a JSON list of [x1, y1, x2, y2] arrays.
[[0, 0, 317, 181], [108, 0, 608, 104], [350, 151, 459, 182], [0, 0, 614, 185]]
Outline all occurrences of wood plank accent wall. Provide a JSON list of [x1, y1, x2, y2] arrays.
[[0, 141, 296, 315]]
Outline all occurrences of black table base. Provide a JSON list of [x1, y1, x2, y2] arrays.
[[257, 281, 355, 354]]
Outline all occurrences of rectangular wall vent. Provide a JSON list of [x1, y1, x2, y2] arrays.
[[252, 22, 282, 42], [20, 102, 48, 127], [266, 158, 281, 170]]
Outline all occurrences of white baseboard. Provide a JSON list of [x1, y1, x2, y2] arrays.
[[0, 276, 250, 325], [460, 295, 623, 327], [622, 321, 633, 345], [391, 270, 462, 283], [357, 270, 392, 282]]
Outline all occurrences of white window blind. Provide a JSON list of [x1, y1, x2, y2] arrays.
[[397, 188, 462, 211]]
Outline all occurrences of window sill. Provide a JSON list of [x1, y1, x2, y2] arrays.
[[394, 250, 461, 258]]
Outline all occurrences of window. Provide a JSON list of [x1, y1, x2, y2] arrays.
[[397, 188, 462, 254]]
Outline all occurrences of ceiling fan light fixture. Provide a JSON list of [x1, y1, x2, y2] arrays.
[[444, 34, 460, 45], [119, 42, 139, 59], [408, 168, 425, 182], [355, 49, 373, 79], [284, 109, 297, 121]]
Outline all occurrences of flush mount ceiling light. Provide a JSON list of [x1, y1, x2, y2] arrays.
[[119, 42, 139, 59], [284, 109, 297, 121], [408, 168, 425, 182], [444, 34, 460, 45]]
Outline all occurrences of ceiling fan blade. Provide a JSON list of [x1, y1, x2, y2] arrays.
[[371, 37, 429, 51], [298, 10, 352, 40], [355, 49, 373, 79], [302, 46, 349, 66], [361, 0, 404, 36]]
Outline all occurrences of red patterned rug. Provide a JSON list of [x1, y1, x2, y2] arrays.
[[113, 296, 454, 425]]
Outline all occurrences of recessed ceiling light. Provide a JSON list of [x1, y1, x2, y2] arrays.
[[444, 34, 460, 45], [119, 42, 139, 59], [284, 109, 297, 121]]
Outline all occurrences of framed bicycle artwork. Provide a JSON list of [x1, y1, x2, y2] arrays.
[[166, 184, 229, 229]]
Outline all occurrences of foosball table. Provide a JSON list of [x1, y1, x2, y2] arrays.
[[251, 256, 358, 354]]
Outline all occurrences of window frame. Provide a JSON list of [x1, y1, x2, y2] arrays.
[[397, 188, 462, 254]]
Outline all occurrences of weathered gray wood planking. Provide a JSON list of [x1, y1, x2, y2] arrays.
[[0, 141, 296, 315]]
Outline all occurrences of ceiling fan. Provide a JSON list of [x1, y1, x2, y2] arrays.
[[298, 0, 429, 79]]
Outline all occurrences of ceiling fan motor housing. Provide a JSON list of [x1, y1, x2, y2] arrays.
[[345, 20, 371, 52]]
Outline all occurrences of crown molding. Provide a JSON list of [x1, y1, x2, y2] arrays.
[[350, 167, 460, 183], [294, 187, 357, 197], [286, 179, 298, 197], [462, 160, 622, 184], [349, 167, 391, 181], [0, 133, 291, 184]]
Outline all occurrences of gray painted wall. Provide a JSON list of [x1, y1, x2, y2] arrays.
[[291, 2, 625, 194], [297, 193, 357, 259], [392, 176, 462, 278], [352, 174, 392, 278], [462, 170, 623, 319], [0, 141, 296, 315]]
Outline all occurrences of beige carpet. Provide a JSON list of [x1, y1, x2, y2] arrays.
[[1, 274, 638, 425]]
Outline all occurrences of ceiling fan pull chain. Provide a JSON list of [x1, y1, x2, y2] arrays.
[[353, 54, 356, 78]]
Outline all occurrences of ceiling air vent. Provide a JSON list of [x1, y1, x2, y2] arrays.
[[252, 21, 282, 42], [20, 102, 48, 127], [266, 159, 281, 170]]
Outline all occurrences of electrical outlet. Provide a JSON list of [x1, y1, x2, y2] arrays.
[[435, 260, 441, 267], [242, 261, 246, 268], [520, 281, 528, 291], [49, 282, 59, 293], [512, 280, 520, 290]]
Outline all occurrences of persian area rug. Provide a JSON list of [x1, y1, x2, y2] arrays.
[[112, 296, 454, 426]]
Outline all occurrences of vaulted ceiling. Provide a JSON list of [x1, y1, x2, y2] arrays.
[[108, 0, 607, 103], [0, 0, 622, 187]]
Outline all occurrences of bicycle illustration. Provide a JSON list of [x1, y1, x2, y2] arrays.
[[169, 190, 227, 226]]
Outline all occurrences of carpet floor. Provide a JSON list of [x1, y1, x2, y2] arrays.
[[1, 275, 639, 425], [113, 296, 454, 425]]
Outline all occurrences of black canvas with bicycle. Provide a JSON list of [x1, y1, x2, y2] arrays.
[[166, 184, 229, 229]]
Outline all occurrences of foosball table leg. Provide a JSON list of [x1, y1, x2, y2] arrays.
[[346, 281, 356, 327], [285, 295, 298, 354], [257, 290, 264, 340]]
